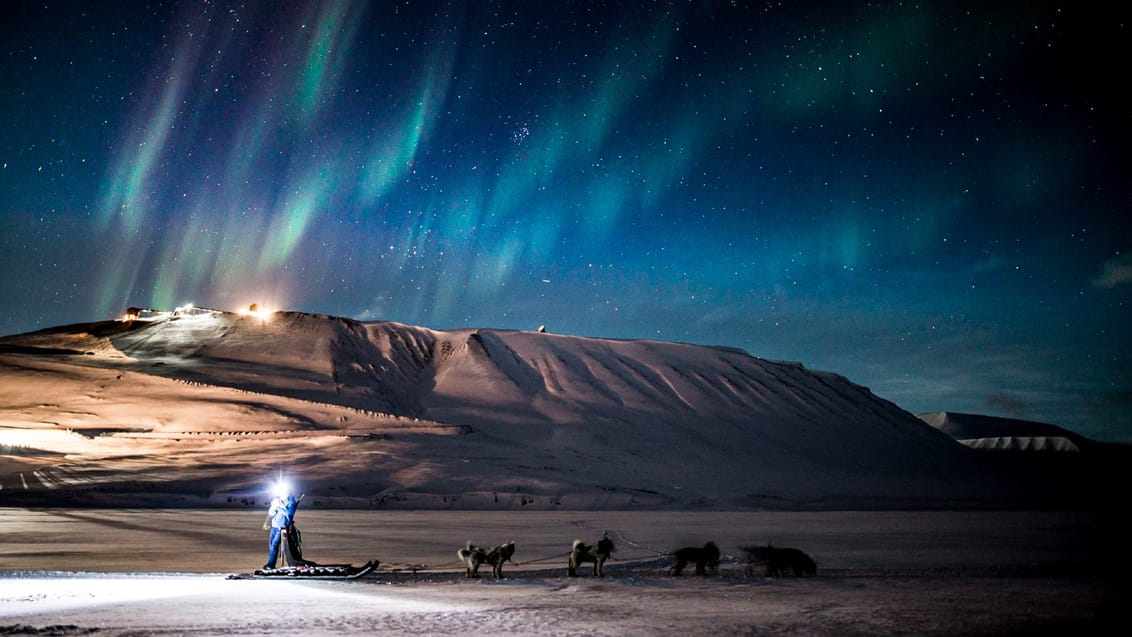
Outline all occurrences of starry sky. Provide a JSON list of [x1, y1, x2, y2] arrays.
[[2, 1, 1130, 442]]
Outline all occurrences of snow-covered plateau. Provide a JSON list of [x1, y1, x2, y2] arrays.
[[2, 310, 1122, 509]]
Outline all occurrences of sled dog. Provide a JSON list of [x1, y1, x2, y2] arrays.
[[568, 536, 614, 577], [741, 544, 817, 576], [669, 541, 720, 576], [458, 541, 515, 578]]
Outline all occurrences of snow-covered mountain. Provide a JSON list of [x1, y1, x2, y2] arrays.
[[0, 311, 1059, 509]]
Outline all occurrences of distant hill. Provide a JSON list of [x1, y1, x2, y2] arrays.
[[920, 412, 1129, 508], [0, 311, 1099, 509], [919, 412, 1100, 452]]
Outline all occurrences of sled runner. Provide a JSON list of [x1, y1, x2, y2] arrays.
[[227, 559, 379, 580]]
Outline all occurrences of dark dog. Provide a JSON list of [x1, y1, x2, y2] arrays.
[[669, 541, 720, 576], [741, 544, 817, 577], [484, 541, 516, 578], [457, 541, 516, 578], [568, 536, 614, 577]]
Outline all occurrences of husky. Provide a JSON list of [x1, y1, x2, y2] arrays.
[[669, 541, 720, 576], [457, 542, 487, 578], [458, 541, 515, 578], [568, 536, 615, 577], [484, 541, 516, 578], [741, 544, 817, 577]]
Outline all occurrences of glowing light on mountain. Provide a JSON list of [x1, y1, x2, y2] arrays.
[[0, 429, 93, 454], [238, 303, 278, 322]]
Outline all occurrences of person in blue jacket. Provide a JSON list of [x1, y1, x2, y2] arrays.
[[262, 489, 293, 570], [282, 491, 312, 567]]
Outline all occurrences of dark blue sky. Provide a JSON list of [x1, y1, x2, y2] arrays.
[[2, 1, 1129, 442]]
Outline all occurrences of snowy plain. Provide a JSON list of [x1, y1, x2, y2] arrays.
[[1, 509, 1125, 636]]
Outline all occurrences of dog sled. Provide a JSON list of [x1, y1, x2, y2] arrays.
[[227, 559, 379, 580]]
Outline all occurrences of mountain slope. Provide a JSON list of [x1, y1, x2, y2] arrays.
[[0, 311, 1032, 509]]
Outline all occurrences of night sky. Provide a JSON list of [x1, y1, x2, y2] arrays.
[[2, 2, 1129, 442]]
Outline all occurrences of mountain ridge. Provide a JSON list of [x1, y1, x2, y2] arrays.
[[0, 310, 1083, 509]]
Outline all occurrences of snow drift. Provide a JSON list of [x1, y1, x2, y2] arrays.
[[0, 311, 1036, 508]]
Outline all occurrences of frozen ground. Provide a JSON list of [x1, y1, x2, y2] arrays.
[[1, 509, 1125, 635]]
